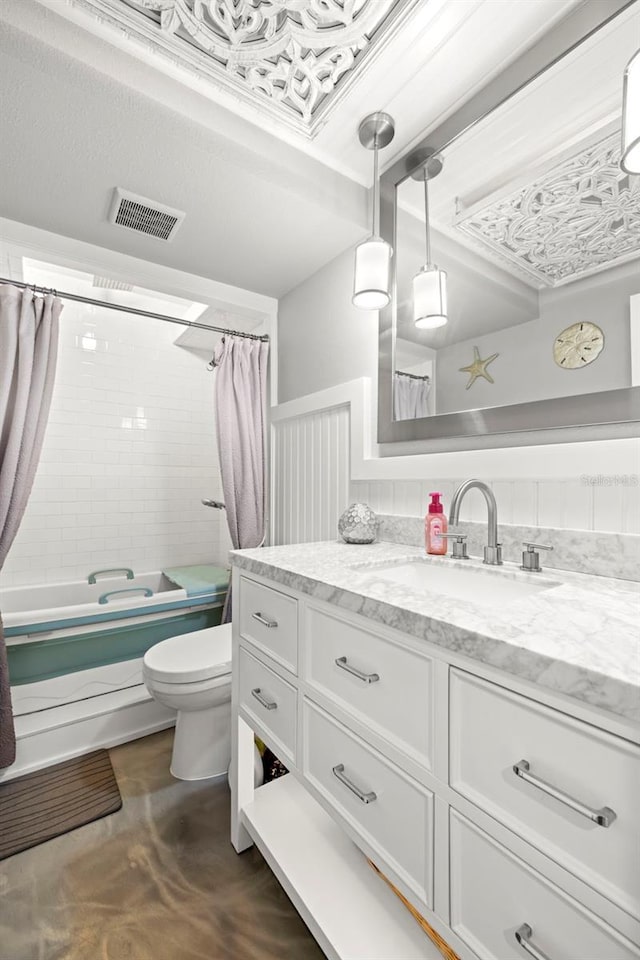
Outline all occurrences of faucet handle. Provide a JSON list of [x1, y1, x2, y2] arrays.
[[521, 541, 553, 572], [441, 533, 469, 560]]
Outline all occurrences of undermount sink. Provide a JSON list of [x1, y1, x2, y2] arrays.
[[364, 559, 559, 608]]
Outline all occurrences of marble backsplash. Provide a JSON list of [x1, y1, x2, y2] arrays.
[[377, 514, 640, 582]]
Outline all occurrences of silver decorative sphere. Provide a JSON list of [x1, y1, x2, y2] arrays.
[[338, 502, 378, 544]]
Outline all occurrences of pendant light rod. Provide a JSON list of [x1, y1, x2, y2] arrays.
[[411, 151, 444, 266], [423, 176, 431, 264], [358, 111, 395, 236], [373, 143, 380, 236]]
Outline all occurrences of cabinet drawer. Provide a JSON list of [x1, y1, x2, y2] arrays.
[[450, 669, 640, 917], [303, 697, 433, 907], [239, 576, 298, 673], [238, 647, 296, 765], [450, 810, 639, 960], [304, 605, 433, 767]]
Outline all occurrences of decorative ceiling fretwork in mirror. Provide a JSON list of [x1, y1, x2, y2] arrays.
[[455, 132, 640, 288], [70, 0, 414, 135]]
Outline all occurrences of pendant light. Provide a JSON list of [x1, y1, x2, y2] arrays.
[[411, 152, 447, 329], [621, 49, 640, 175], [353, 112, 395, 310]]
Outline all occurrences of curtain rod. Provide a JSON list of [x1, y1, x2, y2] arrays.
[[395, 369, 430, 381], [0, 277, 270, 342]]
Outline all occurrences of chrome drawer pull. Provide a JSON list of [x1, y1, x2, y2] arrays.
[[332, 764, 377, 804], [252, 612, 278, 629], [515, 923, 552, 960], [251, 688, 277, 711], [335, 656, 379, 684], [513, 759, 616, 827]]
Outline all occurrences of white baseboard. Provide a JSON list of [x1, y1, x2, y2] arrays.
[[0, 684, 175, 782]]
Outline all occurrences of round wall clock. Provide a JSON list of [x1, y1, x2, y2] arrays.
[[553, 321, 604, 369]]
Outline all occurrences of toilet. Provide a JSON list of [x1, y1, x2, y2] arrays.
[[143, 623, 232, 781]]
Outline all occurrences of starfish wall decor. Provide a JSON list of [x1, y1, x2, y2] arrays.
[[459, 347, 499, 389]]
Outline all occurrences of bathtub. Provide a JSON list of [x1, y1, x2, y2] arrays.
[[0, 567, 229, 780], [2, 568, 228, 687]]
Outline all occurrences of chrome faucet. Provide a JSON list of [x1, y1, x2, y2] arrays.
[[449, 479, 502, 565]]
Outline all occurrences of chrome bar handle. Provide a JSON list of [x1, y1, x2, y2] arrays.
[[88, 567, 134, 584], [335, 656, 380, 684], [251, 688, 277, 711], [513, 759, 616, 827], [521, 542, 554, 572], [441, 533, 469, 560], [332, 764, 377, 804], [252, 612, 278, 629], [98, 587, 153, 604], [515, 924, 552, 960]]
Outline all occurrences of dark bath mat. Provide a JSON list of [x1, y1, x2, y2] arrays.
[[0, 749, 122, 860]]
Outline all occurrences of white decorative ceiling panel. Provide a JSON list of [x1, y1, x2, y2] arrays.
[[455, 132, 640, 287], [64, 0, 415, 135]]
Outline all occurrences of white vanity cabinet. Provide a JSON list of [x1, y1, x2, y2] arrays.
[[231, 568, 640, 960]]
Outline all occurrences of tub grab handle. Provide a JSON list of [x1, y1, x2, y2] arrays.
[[98, 587, 153, 605], [89, 567, 134, 585]]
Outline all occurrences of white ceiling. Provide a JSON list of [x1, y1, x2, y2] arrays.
[[0, 0, 585, 298]]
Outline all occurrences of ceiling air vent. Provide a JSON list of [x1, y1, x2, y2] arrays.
[[108, 188, 185, 242]]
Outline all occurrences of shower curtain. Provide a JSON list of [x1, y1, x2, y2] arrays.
[[0, 285, 61, 769], [214, 335, 269, 623], [393, 372, 431, 421]]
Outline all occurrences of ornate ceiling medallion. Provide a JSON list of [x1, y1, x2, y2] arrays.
[[455, 132, 640, 287], [67, 0, 414, 135]]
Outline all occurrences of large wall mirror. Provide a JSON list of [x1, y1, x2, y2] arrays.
[[378, 0, 640, 444]]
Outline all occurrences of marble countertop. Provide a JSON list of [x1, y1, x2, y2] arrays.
[[230, 540, 640, 723]]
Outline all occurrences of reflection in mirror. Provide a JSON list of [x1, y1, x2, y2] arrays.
[[392, 9, 640, 421]]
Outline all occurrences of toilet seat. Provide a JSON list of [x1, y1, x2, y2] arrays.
[[143, 623, 232, 684]]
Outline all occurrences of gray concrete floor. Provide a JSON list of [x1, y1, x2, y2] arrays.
[[0, 730, 325, 960]]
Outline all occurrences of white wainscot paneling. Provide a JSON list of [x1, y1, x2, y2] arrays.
[[271, 405, 350, 545]]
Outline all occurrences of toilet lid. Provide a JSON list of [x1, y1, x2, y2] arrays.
[[143, 623, 232, 683]]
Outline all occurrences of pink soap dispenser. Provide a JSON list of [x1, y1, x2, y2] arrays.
[[425, 492, 447, 555]]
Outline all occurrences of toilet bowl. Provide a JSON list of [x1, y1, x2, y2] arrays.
[[143, 623, 232, 781]]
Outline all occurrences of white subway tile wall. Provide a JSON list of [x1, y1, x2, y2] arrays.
[[351, 477, 640, 534], [1, 302, 231, 587]]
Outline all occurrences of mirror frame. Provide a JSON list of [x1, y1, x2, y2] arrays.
[[377, 0, 640, 444]]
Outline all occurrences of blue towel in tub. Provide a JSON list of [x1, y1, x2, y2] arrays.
[[163, 565, 229, 599]]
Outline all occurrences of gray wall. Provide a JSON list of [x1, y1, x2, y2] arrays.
[[278, 245, 377, 404], [435, 263, 637, 413], [395, 208, 539, 348], [277, 211, 540, 406]]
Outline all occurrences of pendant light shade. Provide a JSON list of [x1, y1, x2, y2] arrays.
[[621, 49, 640, 175], [353, 237, 393, 309], [353, 112, 395, 311], [413, 265, 448, 329]]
